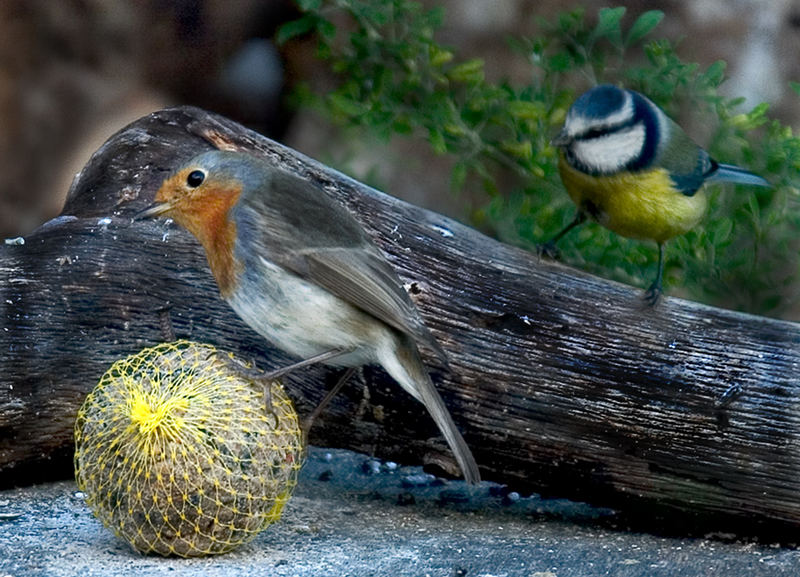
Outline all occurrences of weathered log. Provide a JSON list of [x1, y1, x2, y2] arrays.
[[1, 106, 799, 538]]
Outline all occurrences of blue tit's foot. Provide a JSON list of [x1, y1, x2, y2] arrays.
[[644, 243, 666, 306], [537, 241, 560, 260], [643, 282, 662, 306]]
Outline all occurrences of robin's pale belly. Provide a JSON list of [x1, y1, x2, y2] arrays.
[[227, 255, 387, 367]]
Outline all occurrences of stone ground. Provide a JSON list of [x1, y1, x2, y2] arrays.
[[1, 447, 798, 577]]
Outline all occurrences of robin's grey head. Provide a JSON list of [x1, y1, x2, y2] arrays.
[[552, 84, 659, 176]]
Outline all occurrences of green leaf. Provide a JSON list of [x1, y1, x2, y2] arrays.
[[728, 102, 770, 130], [327, 93, 367, 118], [446, 58, 485, 83], [276, 14, 320, 45], [547, 52, 573, 72], [507, 100, 547, 121], [296, 0, 321, 10], [429, 45, 454, 67], [317, 18, 336, 41], [625, 10, 664, 46], [703, 60, 727, 86], [748, 192, 761, 223], [759, 295, 782, 312], [429, 129, 447, 154], [593, 7, 625, 41], [711, 217, 733, 244], [748, 102, 770, 123], [501, 139, 533, 159], [790, 81, 800, 97], [451, 162, 468, 191]]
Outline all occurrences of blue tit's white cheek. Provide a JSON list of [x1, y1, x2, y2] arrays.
[[572, 122, 646, 174]]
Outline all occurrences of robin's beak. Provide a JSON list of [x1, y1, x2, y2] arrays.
[[550, 129, 571, 148], [134, 201, 173, 221]]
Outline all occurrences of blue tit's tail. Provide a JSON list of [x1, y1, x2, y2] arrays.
[[706, 163, 771, 187]]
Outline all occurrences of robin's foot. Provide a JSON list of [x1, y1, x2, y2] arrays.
[[214, 352, 277, 414], [217, 352, 265, 379]]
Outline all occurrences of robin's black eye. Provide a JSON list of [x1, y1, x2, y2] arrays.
[[187, 170, 205, 188]]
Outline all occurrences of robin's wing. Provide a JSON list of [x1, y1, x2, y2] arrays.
[[234, 168, 447, 362], [302, 246, 447, 362]]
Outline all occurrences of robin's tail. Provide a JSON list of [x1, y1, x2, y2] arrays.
[[378, 336, 480, 484]]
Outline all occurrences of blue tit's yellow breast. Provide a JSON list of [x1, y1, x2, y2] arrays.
[[557, 154, 707, 244]]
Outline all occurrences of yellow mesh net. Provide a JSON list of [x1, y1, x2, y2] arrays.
[[74, 340, 303, 557]]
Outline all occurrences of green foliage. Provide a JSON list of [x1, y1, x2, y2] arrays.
[[279, 1, 800, 317]]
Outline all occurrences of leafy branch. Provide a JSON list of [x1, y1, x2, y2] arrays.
[[279, 1, 800, 317]]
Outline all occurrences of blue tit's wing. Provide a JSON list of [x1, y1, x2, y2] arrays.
[[234, 167, 447, 362], [656, 116, 769, 194], [654, 117, 714, 197]]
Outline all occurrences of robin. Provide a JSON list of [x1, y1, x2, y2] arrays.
[[137, 149, 480, 484]]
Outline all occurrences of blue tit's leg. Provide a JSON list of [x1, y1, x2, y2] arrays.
[[538, 211, 587, 259], [644, 243, 665, 306]]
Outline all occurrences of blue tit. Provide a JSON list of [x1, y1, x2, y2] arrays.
[[547, 84, 770, 304]]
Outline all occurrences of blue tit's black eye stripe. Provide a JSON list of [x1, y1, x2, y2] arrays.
[[624, 91, 659, 171], [580, 126, 618, 140], [572, 95, 641, 141], [578, 120, 636, 141]]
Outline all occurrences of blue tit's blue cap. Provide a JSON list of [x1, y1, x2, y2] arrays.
[[572, 84, 627, 119]]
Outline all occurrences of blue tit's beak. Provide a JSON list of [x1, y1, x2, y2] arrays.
[[550, 129, 571, 148], [133, 202, 173, 221]]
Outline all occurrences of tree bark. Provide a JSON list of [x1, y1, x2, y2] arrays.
[[1, 106, 799, 538]]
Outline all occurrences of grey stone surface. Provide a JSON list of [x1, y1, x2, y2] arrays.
[[1, 448, 798, 576]]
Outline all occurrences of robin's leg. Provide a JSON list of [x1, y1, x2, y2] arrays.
[[301, 367, 357, 439], [261, 348, 353, 380], [218, 348, 355, 412], [219, 347, 352, 381]]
